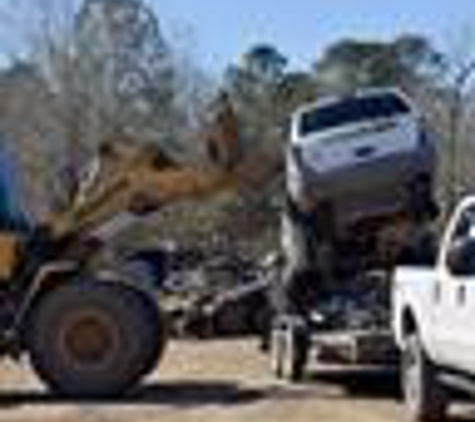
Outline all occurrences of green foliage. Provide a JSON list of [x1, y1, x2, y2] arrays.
[[241, 44, 288, 83], [314, 34, 446, 94], [224, 43, 318, 153]]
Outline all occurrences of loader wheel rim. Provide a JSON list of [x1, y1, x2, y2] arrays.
[[58, 310, 119, 368]]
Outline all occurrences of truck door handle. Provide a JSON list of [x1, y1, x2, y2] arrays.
[[457, 284, 467, 305], [434, 282, 441, 302], [355, 146, 375, 158]]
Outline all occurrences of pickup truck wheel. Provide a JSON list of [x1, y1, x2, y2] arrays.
[[271, 319, 308, 382], [402, 334, 448, 421]]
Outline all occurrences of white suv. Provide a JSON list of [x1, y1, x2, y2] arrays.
[[287, 88, 436, 227]]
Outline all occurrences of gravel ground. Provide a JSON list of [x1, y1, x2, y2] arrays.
[[0, 339, 472, 421]]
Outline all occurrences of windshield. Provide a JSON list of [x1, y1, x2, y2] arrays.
[[299, 93, 410, 137]]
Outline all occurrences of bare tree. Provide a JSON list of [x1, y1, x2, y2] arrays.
[[430, 25, 475, 215], [0, 0, 212, 212]]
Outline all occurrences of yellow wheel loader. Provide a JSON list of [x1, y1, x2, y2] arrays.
[[0, 97, 246, 397]]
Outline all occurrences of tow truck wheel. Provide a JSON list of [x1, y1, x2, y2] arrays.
[[27, 280, 165, 397], [271, 318, 308, 381], [402, 334, 448, 421], [270, 324, 284, 378]]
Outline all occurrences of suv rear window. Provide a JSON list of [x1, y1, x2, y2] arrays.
[[299, 93, 410, 137]]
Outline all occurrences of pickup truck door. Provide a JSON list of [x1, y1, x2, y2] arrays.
[[434, 205, 475, 372]]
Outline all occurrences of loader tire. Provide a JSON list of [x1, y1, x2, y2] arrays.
[[27, 280, 165, 397]]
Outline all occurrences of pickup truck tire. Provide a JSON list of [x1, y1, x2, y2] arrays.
[[271, 320, 308, 381], [402, 334, 448, 422]]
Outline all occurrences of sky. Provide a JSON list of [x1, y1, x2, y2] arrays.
[[151, 0, 475, 74]]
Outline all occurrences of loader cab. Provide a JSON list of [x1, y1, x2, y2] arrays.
[[0, 146, 31, 281], [0, 149, 29, 232]]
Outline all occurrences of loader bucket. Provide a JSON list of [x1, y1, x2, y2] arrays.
[[204, 92, 241, 171]]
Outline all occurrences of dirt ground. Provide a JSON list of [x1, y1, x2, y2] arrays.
[[0, 339, 473, 422]]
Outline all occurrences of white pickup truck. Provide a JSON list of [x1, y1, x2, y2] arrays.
[[393, 196, 475, 421]]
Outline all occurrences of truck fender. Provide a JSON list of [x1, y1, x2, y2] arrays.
[[9, 261, 79, 346]]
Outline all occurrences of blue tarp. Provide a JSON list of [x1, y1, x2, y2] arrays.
[[0, 145, 29, 230]]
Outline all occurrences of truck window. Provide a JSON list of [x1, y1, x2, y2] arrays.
[[446, 205, 475, 277], [299, 93, 410, 137], [451, 207, 475, 241], [446, 237, 475, 277]]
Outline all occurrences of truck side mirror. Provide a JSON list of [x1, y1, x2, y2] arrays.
[[446, 238, 475, 277]]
